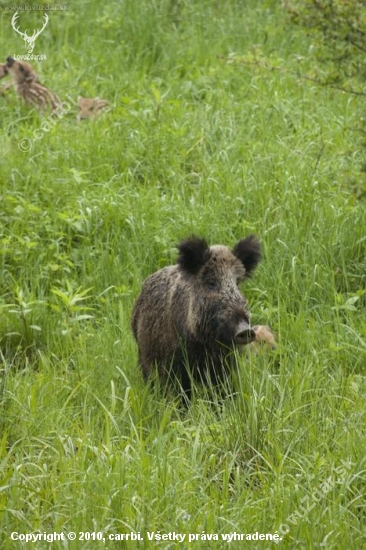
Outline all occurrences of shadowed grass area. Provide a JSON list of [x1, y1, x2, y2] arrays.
[[0, 1, 365, 548]]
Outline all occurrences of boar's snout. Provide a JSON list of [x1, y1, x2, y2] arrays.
[[234, 320, 255, 345]]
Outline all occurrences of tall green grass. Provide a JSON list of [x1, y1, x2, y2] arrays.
[[0, 1, 365, 548]]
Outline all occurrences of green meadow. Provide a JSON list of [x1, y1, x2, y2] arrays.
[[0, 1, 365, 548]]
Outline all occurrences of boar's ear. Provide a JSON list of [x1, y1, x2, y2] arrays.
[[177, 236, 211, 274], [233, 234, 261, 276]]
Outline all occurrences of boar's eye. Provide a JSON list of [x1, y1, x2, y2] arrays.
[[19, 65, 24, 72], [206, 279, 218, 290]]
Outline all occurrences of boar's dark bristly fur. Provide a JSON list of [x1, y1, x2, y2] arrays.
[[232, 234, 262, 276], [131, 235, 264, 399], [177, 236, 211, 274]]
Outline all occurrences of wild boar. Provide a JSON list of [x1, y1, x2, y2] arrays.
[[131, 235, 275, 398], [5, 56, 60, 110], [77, 96, 110, 121]]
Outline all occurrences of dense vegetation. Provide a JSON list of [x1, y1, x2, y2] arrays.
[[286, 0, 366, 90], [0, 1, 365, 548]]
